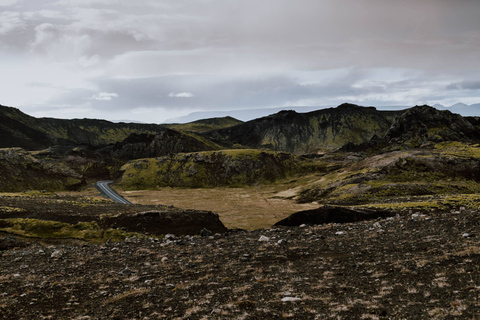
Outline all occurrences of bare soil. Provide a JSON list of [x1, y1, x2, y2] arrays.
[[1, 201, 480, 319], [119, 184, 318, 230]]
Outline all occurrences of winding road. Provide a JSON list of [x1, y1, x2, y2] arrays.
[[95, 180, 131, 204]]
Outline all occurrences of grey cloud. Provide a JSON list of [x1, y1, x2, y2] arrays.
[[3, 0, 480, 122], [447, 81, 480, 91]]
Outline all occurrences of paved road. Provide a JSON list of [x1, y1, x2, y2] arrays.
[[95, 180, 131, 204]]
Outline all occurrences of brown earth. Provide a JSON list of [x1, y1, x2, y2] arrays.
[[119, 184, 319, 230], [1, 202, 480, 319]]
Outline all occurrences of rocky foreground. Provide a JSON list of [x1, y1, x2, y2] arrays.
[[1, 205, 480, 320]]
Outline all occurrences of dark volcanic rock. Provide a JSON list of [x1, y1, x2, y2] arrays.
[[384, 105, 480, 146], [100, 209, 228, 235], [274, 205, 393, 226]]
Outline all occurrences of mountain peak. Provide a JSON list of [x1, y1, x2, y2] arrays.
[[450, 102, 469, 108]]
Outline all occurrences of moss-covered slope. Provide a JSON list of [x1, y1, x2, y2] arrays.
[[297, 142, 480, 205], [119, 149, 324, 189]]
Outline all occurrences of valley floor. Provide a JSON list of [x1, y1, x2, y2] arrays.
[[1, 205, 480, 319], [120, 185, 318, 230]]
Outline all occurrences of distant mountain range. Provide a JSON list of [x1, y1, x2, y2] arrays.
[[166, 103, 480, 123], [2, 102, 480, 157]]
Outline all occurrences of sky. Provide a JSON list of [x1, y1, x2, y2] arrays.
[[1, 0, 479, 123]]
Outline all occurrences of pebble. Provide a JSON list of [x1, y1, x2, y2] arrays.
[[335, 231, 346, 235], [281, 297, 302, 302], [462, 233, 473, 238]]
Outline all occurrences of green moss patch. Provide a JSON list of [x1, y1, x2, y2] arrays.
[[0, 218, 149, 243]]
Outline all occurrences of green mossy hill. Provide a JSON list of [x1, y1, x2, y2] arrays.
[[204, 104, 403, 154], [0, 104, 166, 150], [120, 149, 325, 189], [297, 144, 480, 204], [111, 128, 222, 160], [165, 116, 243, 133], [0, 148, 85, 192]]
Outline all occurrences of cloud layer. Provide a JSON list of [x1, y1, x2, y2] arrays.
[[1, 0, 479, 122]]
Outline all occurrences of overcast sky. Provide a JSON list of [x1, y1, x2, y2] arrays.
[[1, 0, 479, 123]]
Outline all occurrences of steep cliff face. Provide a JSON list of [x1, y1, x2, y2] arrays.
[[110, 128, 222, 160], [205, 104, 403, 154]]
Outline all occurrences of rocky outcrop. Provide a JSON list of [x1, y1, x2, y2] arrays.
[[274, 206, 392, 226], [344, 105, 480, 153], [100, 209, 228, 235], [0, 148, 85, 192], [382, 105, 480, 148]]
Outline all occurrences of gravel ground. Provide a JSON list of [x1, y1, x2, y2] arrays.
[[1, 206, 480, 319]]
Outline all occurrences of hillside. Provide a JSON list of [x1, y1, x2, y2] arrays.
[[119, 149, 326, 189], [0, 105, 166, 150], [204, 104, 403, 154]]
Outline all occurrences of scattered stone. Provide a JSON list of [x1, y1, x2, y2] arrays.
[[462, 233, 474, 238], [258, 235, 270, 242], [119, 267, 133, 276], [50, 250, 63, 259], [335, 231, 346, 235]]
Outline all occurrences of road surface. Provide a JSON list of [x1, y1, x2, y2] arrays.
[[95, 180, 131, 204]]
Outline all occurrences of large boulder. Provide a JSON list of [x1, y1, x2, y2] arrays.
[[274, 205, 392, 226], [100, 209, 228, 235]]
